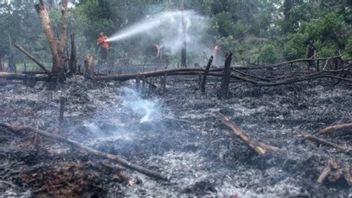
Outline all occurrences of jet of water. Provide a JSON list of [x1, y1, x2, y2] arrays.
[[107, 10, 196, 42]]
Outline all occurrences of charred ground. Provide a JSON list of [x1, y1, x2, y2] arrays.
[[0, 75, 352, 197]]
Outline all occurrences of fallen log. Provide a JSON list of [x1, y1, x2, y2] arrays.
[[94, 68, 212, 81], [14, 44, 51, 75], [218, 114, 279, 155], [250, 56, 343, 69], [95, 67, 352, 86], [0, 72, 49, 81], [0, 123, 168, 181], [319, 123, 352, 135]]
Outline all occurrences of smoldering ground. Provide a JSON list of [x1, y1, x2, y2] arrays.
[[0, 75, 352, 197]]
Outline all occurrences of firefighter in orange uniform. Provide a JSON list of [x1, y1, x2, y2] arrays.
[[97, 32, 110, 63]]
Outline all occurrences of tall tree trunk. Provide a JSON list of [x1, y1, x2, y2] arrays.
[[58, 0, 69, 57], [35, 0, 69, 81]]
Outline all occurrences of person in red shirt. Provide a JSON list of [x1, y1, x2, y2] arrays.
[[97, 32, 110, 62]]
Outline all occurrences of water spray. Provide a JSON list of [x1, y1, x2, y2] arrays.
[[107, 11, 191, 43], [106, 10, 210, 55]]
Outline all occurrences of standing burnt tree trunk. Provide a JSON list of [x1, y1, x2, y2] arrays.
[[200, 56, 213, 94], [35, 0, 69, 82], [69, 33, 77, 74], [0, 49, 4, 71], [219, 52, 233, 98]]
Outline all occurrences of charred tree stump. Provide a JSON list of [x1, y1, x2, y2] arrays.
[[218, 114, 279, 155], [201, 56, 214, 94], [84, 55, 95, 79], [59, 97, 65, 130], [14, 44, 51, 75], [219, 53, 233, 98], [69, 33, 77, 74], [0, 124, 168, 181]]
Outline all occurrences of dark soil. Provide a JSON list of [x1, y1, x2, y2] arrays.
[[0, 75, 352, 198]]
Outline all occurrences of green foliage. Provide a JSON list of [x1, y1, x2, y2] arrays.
[[345, 35, 352, 59], [283, 33, 309, 60], [258, 43, 280, 64], [2, 0, 352, 69]]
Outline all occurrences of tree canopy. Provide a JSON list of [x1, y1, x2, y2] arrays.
[[0, 0, 351, 70]]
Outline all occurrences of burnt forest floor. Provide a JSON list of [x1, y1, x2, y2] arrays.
[[0, 75, 352, 198]]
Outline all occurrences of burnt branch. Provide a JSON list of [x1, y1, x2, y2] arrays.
[[218, 114, 280, 155], [14, 44, 51, 75], [0, 123, 168, 181]]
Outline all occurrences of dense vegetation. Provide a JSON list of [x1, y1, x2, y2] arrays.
[[0, 0, 351, 71]]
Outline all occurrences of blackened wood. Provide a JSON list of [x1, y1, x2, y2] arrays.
[[220, 53, 233, 98], [219, 114, 279, 155], [0, 123, 168, 181], [201, 56, 213, 94], [69, 33, 77, 74]]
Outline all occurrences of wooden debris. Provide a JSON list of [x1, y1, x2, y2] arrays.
[[14, 44, 51, 75], [319, 123, 352, 134], [218, 114, 279, 155], [0, 72, 49, 81], [304, 134, 352, 153], [219, 53, 233, 98], [318, 159, 339, 184], [200, 56, 213, 94], [0, 123, 168, 181], [317, 160, 352, 186]]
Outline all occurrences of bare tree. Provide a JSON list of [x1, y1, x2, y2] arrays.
[[34, 0, 69, 81]]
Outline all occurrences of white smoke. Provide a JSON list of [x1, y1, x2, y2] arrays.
[[121, 87, 161, 123]]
